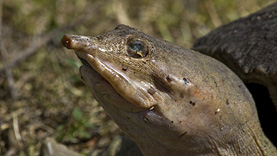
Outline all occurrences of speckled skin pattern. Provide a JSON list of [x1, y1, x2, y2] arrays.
[[62, 25, 276, 156]]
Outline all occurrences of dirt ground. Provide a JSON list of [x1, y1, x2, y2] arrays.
[[0, 0, 275, 155]]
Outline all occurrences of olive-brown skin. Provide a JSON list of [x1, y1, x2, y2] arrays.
[[193, 2, 277, 148], [62, 25, 276, 156]]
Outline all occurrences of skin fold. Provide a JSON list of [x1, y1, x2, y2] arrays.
[[62, 25, 277, 156]]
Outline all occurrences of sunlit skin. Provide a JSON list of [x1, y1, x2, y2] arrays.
[[62, 25, 276, 156]]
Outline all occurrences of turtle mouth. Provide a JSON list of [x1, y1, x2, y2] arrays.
[[76, 51, 153, 113], [78, 55, 162, 117], [78, 55, 91, 68]]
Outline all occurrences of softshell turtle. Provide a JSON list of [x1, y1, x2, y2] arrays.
[[62, 26, 276, 156], [61, 3, 277, 156], [193, 2, 277, 147]]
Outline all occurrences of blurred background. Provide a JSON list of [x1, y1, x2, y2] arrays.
[[0, 0, 275, 155]]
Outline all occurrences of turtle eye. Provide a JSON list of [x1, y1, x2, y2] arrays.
[[127, 38, 148, 58]]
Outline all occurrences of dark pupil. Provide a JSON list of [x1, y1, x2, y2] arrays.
[[133, 44, 141, 51], [131, 41, 143, 52]]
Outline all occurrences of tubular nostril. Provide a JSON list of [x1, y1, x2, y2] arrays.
[[61, 35, 93, 51], [61, 35, 72, 49]]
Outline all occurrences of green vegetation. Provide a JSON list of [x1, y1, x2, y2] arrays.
[[56, 108, 96, 142], [0, 0, 275, 155]]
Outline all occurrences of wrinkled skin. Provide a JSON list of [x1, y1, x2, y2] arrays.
[[193, 3, 277, 147], [62, 25, 276, 156]]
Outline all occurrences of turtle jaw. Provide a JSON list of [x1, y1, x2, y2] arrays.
[[78, 61, 146, 113]]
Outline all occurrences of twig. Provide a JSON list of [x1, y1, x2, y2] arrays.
[[204, 1, 222, 28], [12, 113, 22, 142], [0, 1, 102, 74], [113, 1, 133, 26], [4, 128, 22, 156], [0, 0, 17, 99], [4, 147, 16, 156]]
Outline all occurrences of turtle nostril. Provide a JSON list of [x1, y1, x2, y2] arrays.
[[61, 35, 72, 49]]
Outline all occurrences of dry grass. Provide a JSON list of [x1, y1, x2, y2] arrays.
[[0, 0, 275, 155]]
